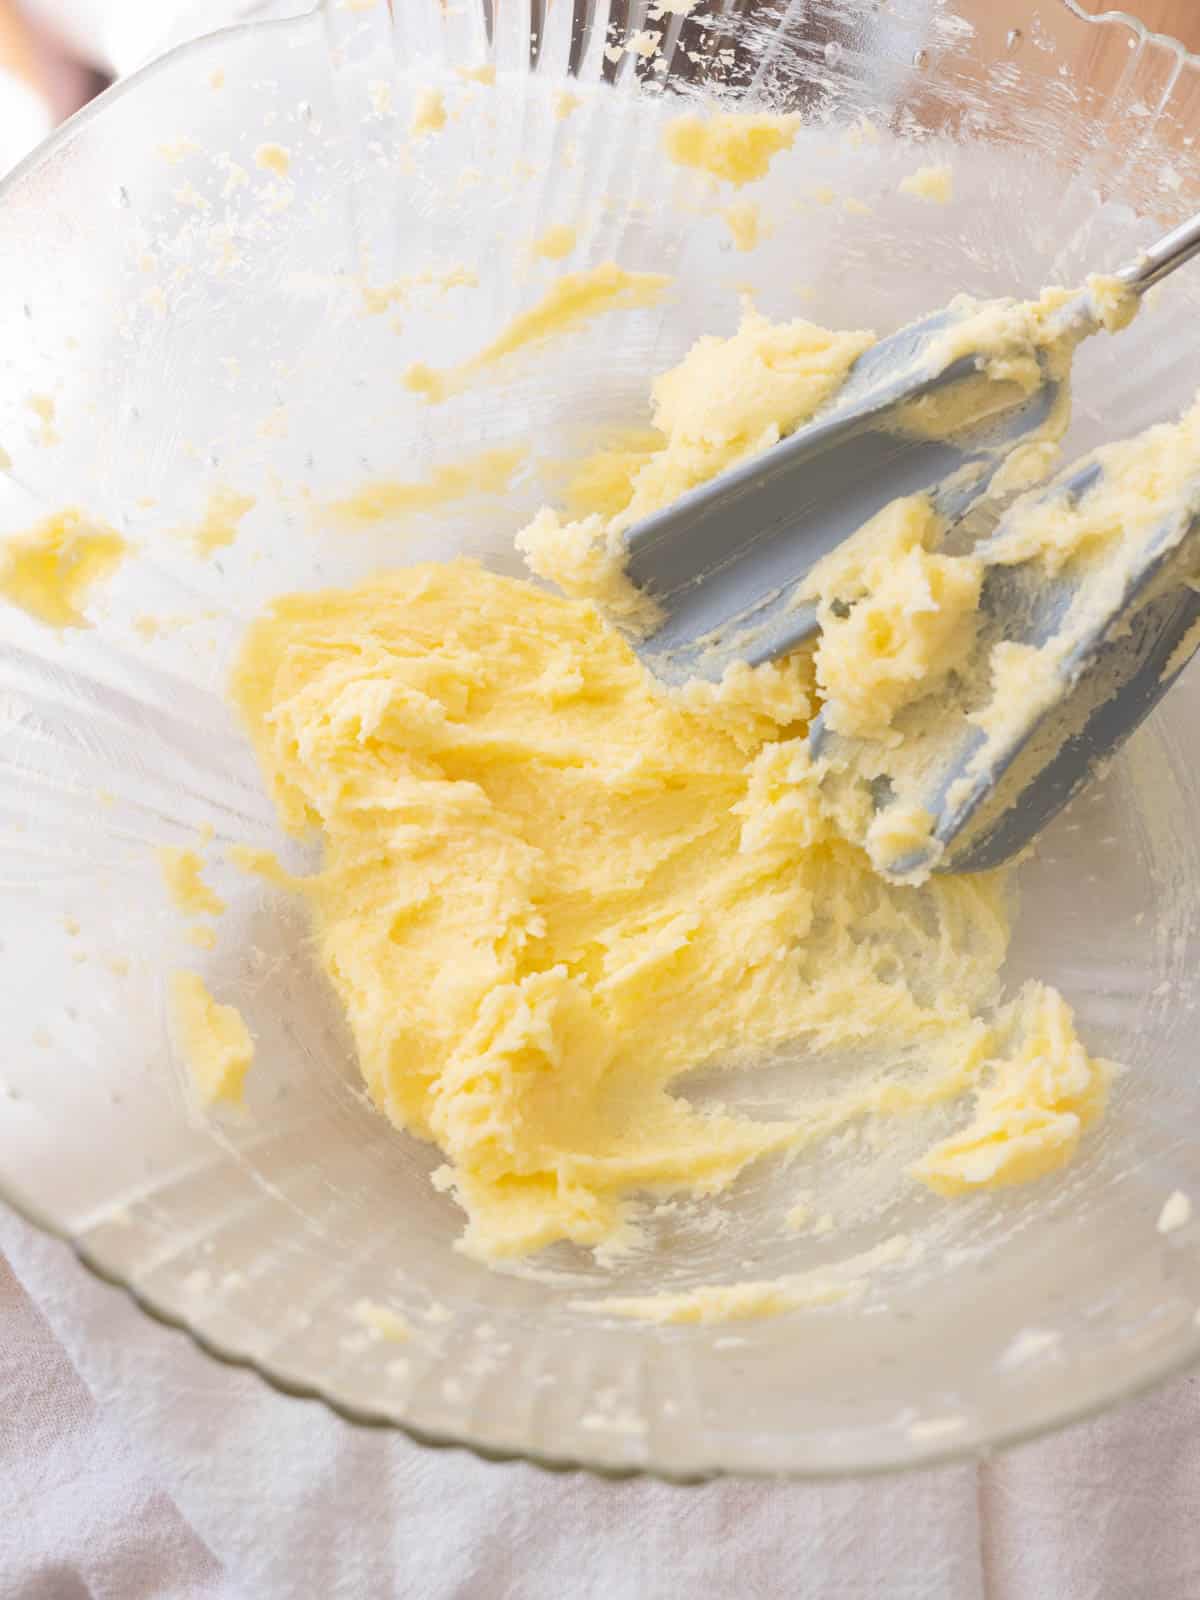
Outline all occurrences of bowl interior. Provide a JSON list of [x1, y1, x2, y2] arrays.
[[2, 0, 1200, 1477]]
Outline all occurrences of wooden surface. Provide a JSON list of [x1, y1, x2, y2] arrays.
[[1076, 0, 1200, 51]]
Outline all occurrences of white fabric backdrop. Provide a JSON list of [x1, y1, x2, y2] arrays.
[[3, 1204, 1199, 1600]]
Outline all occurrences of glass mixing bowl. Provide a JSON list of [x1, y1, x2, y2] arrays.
[[2, 0, 1199, 1480]]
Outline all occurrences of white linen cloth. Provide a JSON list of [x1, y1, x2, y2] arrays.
[[3, 1202, 1199, 1600]]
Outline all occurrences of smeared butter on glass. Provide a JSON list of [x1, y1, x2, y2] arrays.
[[178, 486, 256, 557], [722, 202, 761, 251], [351, 1299, 411, 1341], [410, 88, 447, 138], [0, 510, 127, 629], [900, 163, 953, 204], [254, 142, 291, 177], [575, 1234, 917, 1324], [171, 971, 254, 1107], [323, 448, 525, 528], [158, 847, 226, 917], [663, 112, 800, 186], [532, 224, 578, 261], [403, 261, 668, 403]]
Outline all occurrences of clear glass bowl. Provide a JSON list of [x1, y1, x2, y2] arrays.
[[2, 0, 1199, 1480]]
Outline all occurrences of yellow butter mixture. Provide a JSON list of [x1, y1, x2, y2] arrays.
[[231, 298, 1118, 1261], [171, 971, 254, 1108], [0, 510, 127, 629]]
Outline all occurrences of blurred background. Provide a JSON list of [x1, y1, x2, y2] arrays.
[[2, 0, 1199, 179], [0, 1, 292, 171]]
